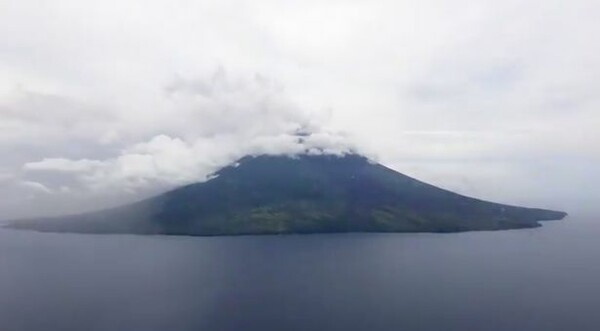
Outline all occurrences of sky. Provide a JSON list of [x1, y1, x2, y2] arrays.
[[1, 0, 599, 219]]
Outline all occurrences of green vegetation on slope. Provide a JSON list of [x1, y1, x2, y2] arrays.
[[7, 154, 567, 235]]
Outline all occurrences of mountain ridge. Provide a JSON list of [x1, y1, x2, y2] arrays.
[[6, 154, 567, 235]]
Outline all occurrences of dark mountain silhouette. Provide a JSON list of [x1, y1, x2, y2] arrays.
[[7, 154, 567, 235]]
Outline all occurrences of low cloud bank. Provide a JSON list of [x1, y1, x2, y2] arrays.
[[2, 70, 358, 218], [24, 131, 356, 193]]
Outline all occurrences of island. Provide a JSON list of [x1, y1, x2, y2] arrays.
[[6, 154, 567, 235]]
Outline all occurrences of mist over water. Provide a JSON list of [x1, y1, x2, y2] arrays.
[[1, 215, 600, 331]]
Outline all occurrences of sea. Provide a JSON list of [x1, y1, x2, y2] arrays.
[[1, 214, 599, 331]]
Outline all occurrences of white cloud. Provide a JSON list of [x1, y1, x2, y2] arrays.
[[24, 158, 104, 172], [19, 181, 52, 194], [25, 130, 356, 194], [1, 0, 599, 218]]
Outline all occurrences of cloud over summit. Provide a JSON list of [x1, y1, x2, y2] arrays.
[[8, 69, 356, 216]]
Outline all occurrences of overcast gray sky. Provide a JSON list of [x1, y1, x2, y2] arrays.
[[1, 0, 599, 219]]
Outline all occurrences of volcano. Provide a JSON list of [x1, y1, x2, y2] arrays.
[[8, 154, 567, 235]]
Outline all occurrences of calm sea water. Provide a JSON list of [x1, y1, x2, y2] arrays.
[[1, 215, 599, 331]]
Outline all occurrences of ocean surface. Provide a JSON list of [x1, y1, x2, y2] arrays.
[[1, 214, 599, 331]]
